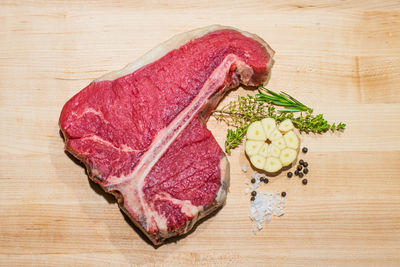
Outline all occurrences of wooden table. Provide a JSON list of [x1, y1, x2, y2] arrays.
[[1, 1, 399, 266]]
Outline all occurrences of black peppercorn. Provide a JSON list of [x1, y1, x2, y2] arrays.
[[294, 170, 299, 176], [251, 196, 255, 201], [287, 172, 293, 178], [299, 172, 304, 178], [302, 147, 308, 153], [263, 178, 269, 184], [251, 191, 257, 197], [303, 162, 308, 168], [302, 179, 308, 185], [251, 178, 256, 184], [299, 159, 304, 165], [281, 192, 286, 197], [260, 177, 265, 182], [303, 168, 309, 174], [297, 165, 303, 171]]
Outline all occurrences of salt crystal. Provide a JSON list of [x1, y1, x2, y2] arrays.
[[253, 227, 258, 235], [244, 188, 250, 194], [250, 206, 256, 214], [242, 164, 248, 173], [255, 213, 263, 221]]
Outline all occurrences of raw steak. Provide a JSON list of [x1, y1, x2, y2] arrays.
[[59, 25, 274, 245]]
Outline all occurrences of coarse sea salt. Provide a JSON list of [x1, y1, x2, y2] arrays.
[[249, 191, 285, 234], [245, 171, 285, 234]]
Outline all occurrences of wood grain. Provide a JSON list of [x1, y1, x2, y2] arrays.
[[1, 1, 400, 266]]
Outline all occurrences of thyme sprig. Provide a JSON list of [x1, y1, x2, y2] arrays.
[[213, 87, 346, 153]]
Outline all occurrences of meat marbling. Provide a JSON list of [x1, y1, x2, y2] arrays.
[[59, 25, 274, 245]]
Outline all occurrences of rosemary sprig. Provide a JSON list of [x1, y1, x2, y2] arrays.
[[213, 88, 346, 153], [256, 87, 313, 113]]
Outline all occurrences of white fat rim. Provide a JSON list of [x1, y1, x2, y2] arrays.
[[215, 156, 230, 205], [95, 24, 274, 82]]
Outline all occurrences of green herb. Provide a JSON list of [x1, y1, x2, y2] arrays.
[[225, 128, 247, 154], [256, 87, 312, 113], [213, 87, 346, 153]]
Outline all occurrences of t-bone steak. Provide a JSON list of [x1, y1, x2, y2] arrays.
[[59, 25, 274, 245]]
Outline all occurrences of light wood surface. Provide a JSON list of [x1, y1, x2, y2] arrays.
[[1, 1, 400, 266]]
